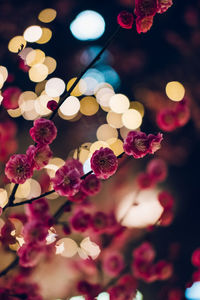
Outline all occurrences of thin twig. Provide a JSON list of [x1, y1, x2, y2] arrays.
[[0, 256, 19, 277]]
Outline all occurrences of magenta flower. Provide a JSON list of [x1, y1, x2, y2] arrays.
[[157, 0, 173, 14], [191, 248, 200, 267], [136, 172, 155, 189], [117, 11, 134, 29], [68, 189, 87, 203], [174, 99, 190, 127], [148, 132, 163, 154], [52, 164, 82, 197], [22, 220, 49, 244], [18, 242, 44, 268], [70, 210, 92, 232], [5, 154, 33, 184], [25, 198, 49, 220], [47, 100, 58, 111], [29, 118, 57, 145], [135, 0, 158, 18], [91, 212, 108, 233], [2, 87, 21, 109], [133, 242, 156, 263], [102, 252, 125, 276], [26, 144, 53, 170], [155, 260, 173, 280], [147, 158, 168, 182], [66, 158, 84, 176], [90, 147, 118, 179], [156, 109, 177, 132], [136, 15, 154, 33], [158, 191, 174, 209], [81, 174, 101, 196]]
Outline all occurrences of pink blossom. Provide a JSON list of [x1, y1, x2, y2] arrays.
[[68, 189, 87, 203], [70, 210, 91, 232], [135, 0, 158, 18], [2, 87, 21, 109], [26, 144, 52, 170], [191, 248, 200, 267], [158, 191, 174, 209], [90, 147, 118, 179], [133, 260, 157, 282], [29, 118, 57, 145], [102, 252, 125, 276], [133, 242, 156, 263], [77, 281, 101, 299], [91, 212, 108, 233], [47, 100, 58, 111], [108, 274, 137, 300], [5, 154, 33, 184], [18, 242, 44, 268], [137, 172, 155, 189], [25, 198, 49, 220], [136, 15, 154, 33], [117, 11, 134, 29], [66, 158, 84, 176], [147, 158, 168, 182], [156, 109, 177, 132], [159, 209, 174, 226], [52, 164, 82, 197], [155, 260, 173, 280], [22, 220, 49, 244], [81, 174, 101, 196], [123, 131, 163, 158], [157, 0, 173, 14], [0, 219, 16, 245]]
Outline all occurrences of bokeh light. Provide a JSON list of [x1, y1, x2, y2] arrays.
[[80, 96, 99, 116], [185, 282, 200, 300], [23, 25, 42, 43], [36, 28, 52, 44], [38, 8, 57, 23], [8, 36, 27, 53], [45, 77, 65, 97], [59, 96, 80, 116], [29, 64, 48, 82], [96, 124, 118, 141], [109, 94, 130, 113], [122, 109, 142, 130], [165, 81, 185, 102]]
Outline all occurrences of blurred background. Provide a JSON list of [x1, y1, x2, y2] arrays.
[[0, 0, 200, 299]]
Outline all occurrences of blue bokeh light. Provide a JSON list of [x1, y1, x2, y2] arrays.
[[186, 282, 200, 300], [70, 10, 105, 41]]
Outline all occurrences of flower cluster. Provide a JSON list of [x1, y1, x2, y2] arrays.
[[132, 242, 173, 282], [123, 130, 163, 159], [156, 99, 190, 132], [108, 274, 138, 300]]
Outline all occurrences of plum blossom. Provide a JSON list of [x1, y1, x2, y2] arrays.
[[47, 100, 58, 111], [29, 118, 57, 145], [147, 158, 168, 182], [26, 144, 52, 170], [70, 210, 91, 232], [102, 251, 125, 276], [90, 147, 118, 179], [18, 242, 44, 268], [81, 174, 101, 196], [117, 11, 134, 29], [157, 0, 173, 14], [5, 154, 33, 184]]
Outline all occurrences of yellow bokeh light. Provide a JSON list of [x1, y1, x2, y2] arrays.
[[34, 95, 52, 116], [80, 96, 99, 116], [8, 36, 27, 53], [0, 189, 8, 208], [120, 126, 132, 140], [0, 66, 8, 82], [73, 146, 90, 164], [14, 181, 31, 198], [90, 141, 110, 154], [35, 80, 47, 95], [0, 73, 4, 89], [38, 8, 57, 23], [109, 94, 130, 114], [26, 49, 45, 66], [22, 109, 40, 120], [23, 25, 42, 43], [100, 105, 111, 112], [7, 107, 22, 118], [122, 109, 142, 130], [45, 157, 65, 178], [130, 101, 145, 117], [43, 56, 57, 74], [27, 179, 41, 199], [29, 63, 48, 82], [37, 28, 52, 44], [106, 111, 123, 128], [96, 124, 118, 141], [165, 81, 185, 102], [109, 139, 124, 156], [67, 77, 87, 96], [59, 96, 80, 116]]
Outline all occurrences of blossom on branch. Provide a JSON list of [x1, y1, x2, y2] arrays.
[[29, 118, 57, 145]]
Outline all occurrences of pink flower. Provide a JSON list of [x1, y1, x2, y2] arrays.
[[123, 131, 163, 158], [5, 154, 33, 184], [156, 109, 177, 132], [47, 100, 58, 111], [148, 132, 163, 154], [108, 275, 137, 300], [25, 198, 49, 220], [159, 209, 174, 226], [102, 252, 125, 276], [175, 99, 190, 127], [90, 147, 118, 179], [133, 242, 156, 263], [68, 189, 87, 203], [77, 281, 101, 300], [26, 144, 52, 170], [155, 260, 173, 280], [117, 11, 134, 29], [2, 87, 21, 109], [132, 260, 157, 282], [136, 15, 154, 33], [70, 210, 91, 232], [137, 172, 155, 189], [147, 158, 168, 182], [158, 191, 174, 209], [135, 0, 158, 18], [52, 163, 82, 197], [81, 174, 101, 196], [29, 118, 57, 145], [18, 242, 43, 268], [22, 220, 49, 244], [66, 158, 84, 177], [191, 248, 200, 267], [91, 212, 108, 233], [157, 0, 173, 14]]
